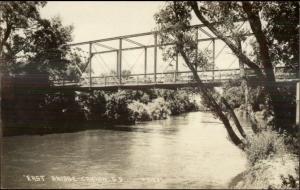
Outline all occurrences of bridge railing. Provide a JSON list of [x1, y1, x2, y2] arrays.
[[50, 66, 298, 87], [78, 69, 246, 87], [51, 78, 80, 86]]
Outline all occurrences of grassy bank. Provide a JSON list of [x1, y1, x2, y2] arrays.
[[222, 80, 299, 189], [229, 129, 299, 189]]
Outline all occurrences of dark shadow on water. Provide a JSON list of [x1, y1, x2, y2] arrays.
[[2, 120, 157, 137]]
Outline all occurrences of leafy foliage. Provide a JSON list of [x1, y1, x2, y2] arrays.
[[262, 2, 299, 72], [245, 130, 287, 165], [148, 97, 171, 120], [128, 101, 152, 121], [154, 2, 212, 71], [280, 166, 299, 189], [0, 1, 85, 81], [77, 91, 107, 121], [105, 90, 135, 124]]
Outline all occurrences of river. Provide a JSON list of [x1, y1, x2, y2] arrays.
[[2, 111, 247, 189]]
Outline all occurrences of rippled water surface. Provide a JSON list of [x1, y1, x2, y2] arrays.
[[2, 112, 247, 189]]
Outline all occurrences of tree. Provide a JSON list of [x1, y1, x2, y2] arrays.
[[0, 1, 84, 81], [154, 2, 298, 144], [1, 1, 45, 73], [0, 2, 85, 127], [188, 1, 299, 131], [154, 2, 246, 147]]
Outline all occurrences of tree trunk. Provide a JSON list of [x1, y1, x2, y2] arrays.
[[221, 97, 247, 138], [190, 1, 289, 131], [242, 2, 288, 131], [179, 49, 245, 147], [0, 22, 12, 56]]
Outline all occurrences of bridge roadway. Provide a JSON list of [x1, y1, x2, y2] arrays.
[[52, 68, 299, 91]]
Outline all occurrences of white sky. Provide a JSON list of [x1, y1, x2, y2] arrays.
[[40, 1, 239, 76]]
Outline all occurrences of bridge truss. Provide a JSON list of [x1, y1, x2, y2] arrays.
[[52, 23, 299, 90]]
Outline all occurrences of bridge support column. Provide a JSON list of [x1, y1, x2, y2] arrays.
[[296, 82, 300, 128], [154, 33, 157, 83]]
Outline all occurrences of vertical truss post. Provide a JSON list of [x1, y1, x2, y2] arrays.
[[154, 33, 157, 83], [195, 28, 198, 74], [175, 53, 178, 82], [299, 57, 300, 78], [212, 39, 215, 81], [116, 50, 119, 82], [89, 43, 92, 88], [296, 82, 300, 128], [144, 47, 147, 80], [118, 38, 122, 85]]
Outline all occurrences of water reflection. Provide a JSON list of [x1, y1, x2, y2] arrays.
[[2, 112, 247, 189]]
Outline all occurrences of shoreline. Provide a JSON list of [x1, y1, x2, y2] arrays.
[[2, 110, 208, 137], [228, 154, 299, 189]]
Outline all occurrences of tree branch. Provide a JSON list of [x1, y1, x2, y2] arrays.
[[189, 1, 265, 80], [221, 97, 247, 138], [179, 48, 244, 147], [0, 22, 12, 55], [242, 2, 275, 82]]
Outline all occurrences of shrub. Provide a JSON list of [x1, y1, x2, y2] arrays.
[[140, 93, 151, 104], [280, 165, 299, 189], [168, 98, 185, 115], [128, 101, 151, 121], [222, 86, 245, 108], [105, 90, 135, 124], [245, 129, 287, 165], [42, 92, 85, 124], [77, 91, 107, 120], [148, 97, 171, 120], [222, 79, 266, 111], [161, 90, 199, 115]]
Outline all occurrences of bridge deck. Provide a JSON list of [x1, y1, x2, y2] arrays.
[[52, 67, 299, 90]]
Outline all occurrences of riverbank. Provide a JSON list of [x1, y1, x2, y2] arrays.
[[2, 121, 140, 136], [228, 109, 300, 189], [229, 154, 299, 189], [2, 89, 200, 136]]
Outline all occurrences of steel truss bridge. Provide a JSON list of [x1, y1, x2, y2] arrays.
[[51, 23, 299, 91]]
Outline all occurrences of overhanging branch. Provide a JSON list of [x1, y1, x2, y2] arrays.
[[189, 1, 265, 81]]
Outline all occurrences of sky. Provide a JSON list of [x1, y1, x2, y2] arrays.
[[40, 1, 165, 42], [40, 1, 238, 76]]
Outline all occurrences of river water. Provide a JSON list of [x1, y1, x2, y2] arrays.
[[2, 111, 247, 189]]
